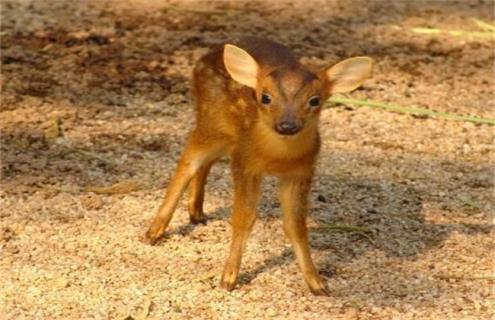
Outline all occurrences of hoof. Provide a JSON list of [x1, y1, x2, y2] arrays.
[[310, 284, 331, 297], [219, 278, 236, 292], [141, 226, 165, 245], [190, 215, 207, 225], [219, 269, 238, 292]]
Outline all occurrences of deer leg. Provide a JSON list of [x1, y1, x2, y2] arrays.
[[220, 170, 261, 291], [144, 132, 224, 245], [187, 158, 216, 224], [279, 176, 330, 296]]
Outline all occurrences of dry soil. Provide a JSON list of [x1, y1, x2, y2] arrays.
[[1, 0, 494, 319]]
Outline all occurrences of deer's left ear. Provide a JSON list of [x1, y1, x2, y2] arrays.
[[324, 57, 373, 94]]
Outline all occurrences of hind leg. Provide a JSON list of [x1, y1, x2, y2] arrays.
[[144, 131, 224, 245], [188, 158, 217, 224]]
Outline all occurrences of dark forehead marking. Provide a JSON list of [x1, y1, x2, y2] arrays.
[[269, 67, 317, 99]]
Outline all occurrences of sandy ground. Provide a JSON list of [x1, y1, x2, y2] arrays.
[[1, 0, 494, 319]]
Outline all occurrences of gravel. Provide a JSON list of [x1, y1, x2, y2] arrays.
[[1, 0, 494, 319]]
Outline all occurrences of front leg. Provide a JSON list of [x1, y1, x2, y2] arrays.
[[220, 170, 261, 291], [279, 176, 330, 296]]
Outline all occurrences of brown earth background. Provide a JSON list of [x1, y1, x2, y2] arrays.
[[1, 0, 494, 319]]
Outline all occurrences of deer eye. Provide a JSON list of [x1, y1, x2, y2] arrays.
[[261, 93, 272, 105], [308, 96, 320, 108]]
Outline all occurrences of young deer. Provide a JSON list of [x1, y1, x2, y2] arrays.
[[143, 37, 372, 296]]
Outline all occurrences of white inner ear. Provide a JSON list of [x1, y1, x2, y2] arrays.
[[223, 44, 259, 88], [326, 57, 373, 94]]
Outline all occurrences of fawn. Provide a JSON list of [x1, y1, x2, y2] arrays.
[[143, 37, 372, 296]]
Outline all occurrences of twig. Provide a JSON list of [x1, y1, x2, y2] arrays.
[[327, 96, 495, 126], [354, 231, 375, 245]]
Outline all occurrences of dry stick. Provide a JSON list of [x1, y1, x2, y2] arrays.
[[327, 96, 495, 126]]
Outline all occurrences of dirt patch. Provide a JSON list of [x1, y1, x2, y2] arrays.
[[1, 0, 494, 319]]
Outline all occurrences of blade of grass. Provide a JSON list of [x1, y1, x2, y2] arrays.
[[412, 27, 441, 35], [472, 18, 495, 33], [411, 27, 495, 39], [327, 96, 495, 126]]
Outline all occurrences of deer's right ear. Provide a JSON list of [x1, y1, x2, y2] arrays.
[[223, 44, 259, 89], [324, 57, 373, 94]]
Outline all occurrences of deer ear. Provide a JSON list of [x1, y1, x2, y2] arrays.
[[223, 44, 259, 88], [325, 57, 373, 94]]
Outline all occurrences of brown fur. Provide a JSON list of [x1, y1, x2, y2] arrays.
[[143, 37, 372, 296]]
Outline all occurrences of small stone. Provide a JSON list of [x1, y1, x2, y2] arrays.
[[68, 31, 90, 40], [367, 208, 378, 214], [54, 277, 69, 288], [87, 34, 109, 45], [147, 60, 160, 71]]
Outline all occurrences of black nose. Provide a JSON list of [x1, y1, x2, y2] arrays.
[[275, 121, 301, 135]]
